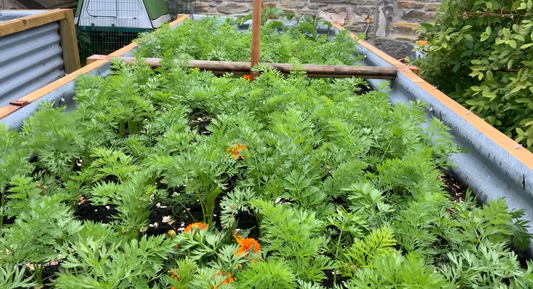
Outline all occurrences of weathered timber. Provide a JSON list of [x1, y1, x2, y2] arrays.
[[250, 0, 262, 80], [87, 55, 398, 79]]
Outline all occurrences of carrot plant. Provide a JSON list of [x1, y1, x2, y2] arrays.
[[0, 14, 532, 288]]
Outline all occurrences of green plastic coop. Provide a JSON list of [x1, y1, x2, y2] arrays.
[[74, 0, 171, 62]]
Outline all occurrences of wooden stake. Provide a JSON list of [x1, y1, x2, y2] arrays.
[[58, 10, 81, 73], [86, 55, 398, 79], [250, 0, 263, 81]]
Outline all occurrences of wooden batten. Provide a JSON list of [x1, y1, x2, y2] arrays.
[[58, 10, 80, 73], [86, 55, 399, 79], [250, 0, 262, 80], [0, 9, 67, 37]]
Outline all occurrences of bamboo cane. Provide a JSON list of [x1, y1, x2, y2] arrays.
[[87, 55, 398, 79]]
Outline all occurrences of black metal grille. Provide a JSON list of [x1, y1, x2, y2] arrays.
[[166, 0, 196, 20], [77, 0, 196, 65], [77, 28, 143, 65], [76, 0, 143, 65]]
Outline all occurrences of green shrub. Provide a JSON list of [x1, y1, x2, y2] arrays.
[[416, 0, 533, 150]]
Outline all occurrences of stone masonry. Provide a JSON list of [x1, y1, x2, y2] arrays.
[[166, 0, 440, 59]]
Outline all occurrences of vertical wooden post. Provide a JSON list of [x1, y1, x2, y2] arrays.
[[58, 10, 81, 73], [250, 0, 262, 81]]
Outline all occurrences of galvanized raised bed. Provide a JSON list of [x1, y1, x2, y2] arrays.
[[2, 14, 533, 253], [0, 9, 80, 108]]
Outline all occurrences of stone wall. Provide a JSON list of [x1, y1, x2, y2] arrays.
[[182, 0, 440, 58]]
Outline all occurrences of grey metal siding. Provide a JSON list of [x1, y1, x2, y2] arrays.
[[0, 21, 65, 108], [0, 10, 49, 22]]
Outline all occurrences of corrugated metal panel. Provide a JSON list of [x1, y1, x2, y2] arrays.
[[0, 10, 50, 22], [0, 21, 65, 108]]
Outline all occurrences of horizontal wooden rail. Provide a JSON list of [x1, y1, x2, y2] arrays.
[[87, 55, 398, 79]]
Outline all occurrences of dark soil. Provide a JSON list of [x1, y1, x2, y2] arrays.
[[235, 209, 260, 240], [2, 215, 15, 226], [188, 109, 212, 135], [40, 262, 62, 289], [354, 83, 372, 95], [439, 169, 468, 203], [75, 203, 119, 223], [144, 201, 220, 237], [144, 207, 180, 237], [321, 269, 349, 288]]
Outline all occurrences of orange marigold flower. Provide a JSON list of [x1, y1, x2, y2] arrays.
[[168, 269, 179, 280], [184, 222, 208, 233], [227, 143, 248, 160], [233, 234, 260, 256], [417, 40, 427, 45], [243, 74, 251, 81], [211, 271, 236, 288]]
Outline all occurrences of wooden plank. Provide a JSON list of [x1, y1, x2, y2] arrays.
[[250, 0, 262, 80], [0, 9, 67, 37], [86, 55, 398, 79], [58, 10, 81, 73], [332, 23, 533, 169], [407, 65, 420, 76], [0, 105, 22, 120]]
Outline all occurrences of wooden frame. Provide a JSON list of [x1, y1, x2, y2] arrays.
[[0, 9, 81, 73], [0, 14, 191, 120], [332, 23, 533, 169]]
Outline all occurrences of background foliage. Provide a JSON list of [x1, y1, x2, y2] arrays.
[[416, 0, 533, 150]]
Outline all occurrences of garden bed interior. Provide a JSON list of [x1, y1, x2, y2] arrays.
[[1, 14, 533, 289]]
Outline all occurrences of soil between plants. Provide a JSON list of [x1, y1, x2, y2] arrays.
[[40, 167, 490, 288], [439, 169, 468, 203], [40, 262, 62, 289], [75, 203, 119, 223]]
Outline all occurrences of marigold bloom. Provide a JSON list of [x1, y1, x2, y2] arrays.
[[233, 234, 260, 256], [184, 222, 208, 233], [243, 74, 251, 81], [211, 271, 235, 288], [227, 143, 248, 160], [417, 40, 427, 45], [168, 269, 179, 280]]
